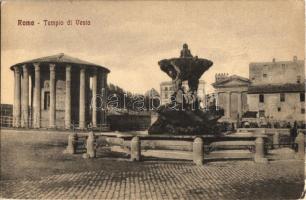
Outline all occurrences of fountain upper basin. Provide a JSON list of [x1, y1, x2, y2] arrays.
[[158, 57, 213, 81]]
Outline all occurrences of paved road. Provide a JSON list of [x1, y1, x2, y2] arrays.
[[0, 130, 304, 199], [1, 160, 304, 199]]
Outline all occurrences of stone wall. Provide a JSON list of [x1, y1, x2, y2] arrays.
[[249, 59, 304, 85], [247, 92, 305, 122]]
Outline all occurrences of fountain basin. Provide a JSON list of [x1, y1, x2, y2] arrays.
[[159, 57, 213, 81]]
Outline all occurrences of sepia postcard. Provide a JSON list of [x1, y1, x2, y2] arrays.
[[1, 0, 305, 199]]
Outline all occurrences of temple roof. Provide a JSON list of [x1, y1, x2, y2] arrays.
[[212, 75, 250, 88], [10, 53, 110, 73], [248, 83, 305, 94]]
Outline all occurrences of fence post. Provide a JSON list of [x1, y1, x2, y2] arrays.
[[295, 131, 305, 160], [84, 131, 96, 158], [130, 136, 141, 161], [64, 133, 77, 154], [193, 137, 204, 166], [254, 137, 268, 163], [272, 131, 279, 149]]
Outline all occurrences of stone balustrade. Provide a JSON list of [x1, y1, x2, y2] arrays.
[[65, 132, 270, 165]]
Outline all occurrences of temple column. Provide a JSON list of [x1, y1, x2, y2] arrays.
[[65, 65, 71, 129], [104, 73, 108, 124], [215, 92, 219, 109], [100, 72, 108, 124], [21, 65, 29, 128], [13, 66, 21, 127], [49, 64, 56, 128], [226, 91, 231, 119], [79, 67, 86, 129], [237, 92, 242, 118], [33, 63, 41, 128], [92, 69, 97, 128]]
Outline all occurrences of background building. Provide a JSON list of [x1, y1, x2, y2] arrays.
[[247, 56, 305, 124], [212, 73, 250, 123], [11, 53, 110, 130], [0, 104, 13, 127], [160, 80, 206, 105], [212, 57, 305, 125]]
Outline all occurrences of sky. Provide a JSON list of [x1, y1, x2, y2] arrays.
[[1, 0, 304, 104]]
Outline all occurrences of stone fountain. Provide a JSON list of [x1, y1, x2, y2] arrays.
[[148, 44, 224, 135]]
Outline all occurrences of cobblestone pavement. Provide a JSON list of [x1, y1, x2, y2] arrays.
[[1, 160, 304, 199], [1, 131, 305, 199]]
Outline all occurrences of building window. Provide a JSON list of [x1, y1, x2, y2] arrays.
[[164, 87, 168, 91], [44, 91, 50, 110], [263, 73, 267, 78], [300, 93, 305, 102], [280, 93, 285, 102], [259, 94, 264, 103], [165, 94, 168, 99], [297, 76, 301, 83], [277, 107, 281, 112], [301, 108, 305, 114]]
